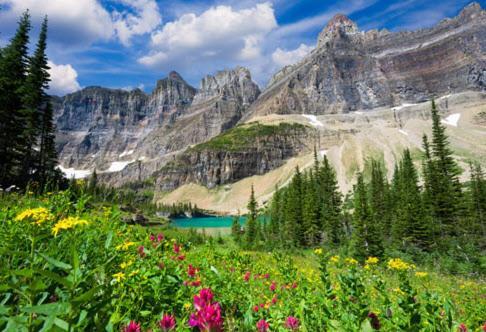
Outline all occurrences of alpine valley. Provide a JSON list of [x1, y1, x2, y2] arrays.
[[53, 2, 486, 214]]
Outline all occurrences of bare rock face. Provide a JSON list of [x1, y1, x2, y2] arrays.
[[249, 2, 486, 117], [155, 123, 313, 190], [54, 67, 260, 183]]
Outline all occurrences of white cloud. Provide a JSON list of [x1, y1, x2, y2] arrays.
[[0, 0, 113, 46], [139, 2, 277, 68], [272, 43, 313, 67], [112, 0, 162, 46], [48, 61, 81, 96]]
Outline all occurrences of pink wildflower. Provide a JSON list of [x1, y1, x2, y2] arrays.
[[124, 321, 141, 332], [458, 323, 467, 332], [159, 314, 176, 331], [285, 316, 299, 331], [138, 245, 146, 258], [150, 234, 156, 242], [244, 271, 251, 282], [157, 233, 164, 242], [270, 281, 277, 292], [256, 319, 269, 332], [173, 243, 181, 254], [188, 264, 198, 278]]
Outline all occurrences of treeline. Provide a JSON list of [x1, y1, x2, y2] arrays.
[[238, 102, 485, 272], [158, 202, 203, 218], [0, 12, 61, 190]]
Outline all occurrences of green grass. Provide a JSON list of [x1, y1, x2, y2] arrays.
[[189, 122, 308, 152], [0, 191, 484, 331]]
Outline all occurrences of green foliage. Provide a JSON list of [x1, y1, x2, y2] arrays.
[[190, 122, 307, 152]]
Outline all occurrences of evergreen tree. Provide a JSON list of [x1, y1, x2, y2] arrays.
[[268, 185, 282, 244], [368, 160, 389, 239], [319, 156, 342, 245], [302, 170, 320, 246], [429, 100, 463, 236], [282, 167, 303, 247], [468, 163, 486, 237], [231, 216, 241, 243], [351, 172, 384, 260], [244, 185, 258, 246], [0, 11, 31, 186]]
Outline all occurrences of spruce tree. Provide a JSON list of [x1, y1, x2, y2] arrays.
[[231, 216, 241, 243], [319, 156, 342, 245], [283, 167, 303, 247], [369, 160, 389, 239], [302, 171, 319, 246], [244, 185, 258, 246], [429, 100, 462, 236], [0, 11, 31, 187], [468, 163, 486, 237], [351, 172, 383, 260]]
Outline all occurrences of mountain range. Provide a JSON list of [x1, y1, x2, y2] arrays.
[[53, 2, 486, 214]]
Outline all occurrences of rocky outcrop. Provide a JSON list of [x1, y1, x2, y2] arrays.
[[155, 123, 313, 190], [249, 2, 486, 117], [54, 67, 260, 181]]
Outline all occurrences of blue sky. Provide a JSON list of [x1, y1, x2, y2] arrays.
[[0, 0, 484, 95]]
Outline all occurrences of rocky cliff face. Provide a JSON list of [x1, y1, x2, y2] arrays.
[[155, 123, 314, 190], [249, 2, 486, 117], [54, 67, 260, 179]]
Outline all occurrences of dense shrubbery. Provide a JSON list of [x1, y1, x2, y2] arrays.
[[1, 191, 485, 331]]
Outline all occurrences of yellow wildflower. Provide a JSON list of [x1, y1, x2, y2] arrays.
[[345, 257, 358, 265], [415, 272, 428, 278], [365, 257, 379, 265], [120, 260, 134, 269], [51, 216, 89, 236], [387, 258, 413, 271], [364, 264, 370, 270], [330, 255, 340, 263], [112, 272, 125, 282], [15, 207, 52, 225], [184, 303, 192, 310], [393, 287, 405, 295], [116, 241, 137, 251], [314, 248, 323, 255], [129, 270, 139, 277]]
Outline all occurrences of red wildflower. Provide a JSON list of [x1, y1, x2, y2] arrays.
[[138, 245, 146, 258], [264, 273, 270, 279], [189, 288, 223, 332], [482, 322, 486, 332], [173, 243, 181, 254], [194, 288, 214, 310], [159, 314, 176, 331], [188, 264, 198, 278], [271, 296, 278, 305], [270, 281, 277, 292], [244, 271, 251, 282], [253, 305, 259, 312], [177, 254, 186, 261], [150, 234, 156, 242], [368, 312, 381, 330], [191, 280, 201, 287], [458, 323, 467, 332], [157, 233, 164, 242], [285, 316, 299, 331], [124, 321, 141, 332], [256, 319, 269, 332]]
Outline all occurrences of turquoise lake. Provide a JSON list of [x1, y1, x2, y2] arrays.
[[171, 216, 246, 229]]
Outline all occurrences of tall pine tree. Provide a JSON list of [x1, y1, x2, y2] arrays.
[[0, 11, 31, 187]]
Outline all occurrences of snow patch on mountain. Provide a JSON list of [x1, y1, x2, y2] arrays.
[[441, 113, 461, 127], [302, 114, 323, 127]]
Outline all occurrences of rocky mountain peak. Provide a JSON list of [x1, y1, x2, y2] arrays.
[[193, 66, 260, 105], [458, 2, 483, 21], [168, 70, 185, 82], [317, 13, 359, 47]]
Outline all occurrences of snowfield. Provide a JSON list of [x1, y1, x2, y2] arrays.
[[302, 114, 324, 127], [57, 165, 92, 179], [441, 113, 461, 127]]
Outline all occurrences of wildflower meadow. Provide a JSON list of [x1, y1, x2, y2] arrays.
[[0, 191, 485, 331]]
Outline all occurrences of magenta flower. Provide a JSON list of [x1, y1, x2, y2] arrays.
[[150, 234, 156, 242], [157, 233, 164, 242], [189, 288, 223, 332], [244, 271, 251, 282], [270, 281, 277, 292], [285, 316, 299, 331], [194, 288, 214, 310], [458, 323, 467, 332], [256, 319, 269, 332], [124, 321, 141, 332], [173, 243, 181, 254], [159, 314, 176, 331]]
